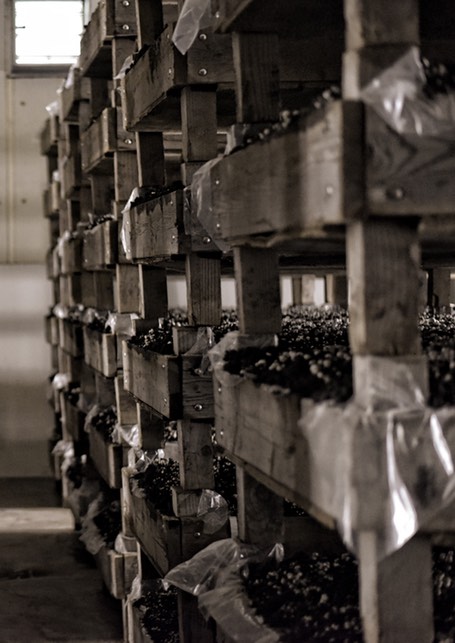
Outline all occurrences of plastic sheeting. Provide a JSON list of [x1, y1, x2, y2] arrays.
[[360, 46, 455, 139], [300, 362, 455, 559], [172, 0, 213, 54], [164, 538, 283, 642]]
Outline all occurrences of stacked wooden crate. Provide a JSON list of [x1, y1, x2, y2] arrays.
[[40, 0, 455, 641]]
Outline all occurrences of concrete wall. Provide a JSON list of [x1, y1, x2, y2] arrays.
[[1, 0, 64, 476]]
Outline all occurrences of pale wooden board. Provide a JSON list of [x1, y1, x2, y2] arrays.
[[89, 428, 123, 488]]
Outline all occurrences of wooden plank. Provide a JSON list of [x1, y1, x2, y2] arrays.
[[83, 220, 118, 270], [344, 0, 419, 50], [186, 254, 222, 326], [181, 356, 215, 420], [236, 468, 284, 547], [325, 273, 348, 306], [61, 396, 86, 442], [58, 318, 84, 357], [134, 0, 163, 49], [115, 373, 138, 426], [177, 591, 216, 643], [94, 270, 115, 311], [234, 247, 281, 334], [81, 270, 96, 308], [136, 401, 167, 450], [359, 532, 434, 643], [123, 191, 183, 262], [60, 235, 83, 275], [83, 326, 117, 377], [177, 420, 214, 490], [181, 87, 217, 163], [135, 132, 165, 186], [428, 268, 452, 310], [89, 427, 123, 488], [79, 0, 113, 77], [139, 265, 169, 321], [114, 151, 138, 202], [347, 219, 422, 355], [90, 174, 114, 216], [232, 32, 280, 123], [123, 342, 181, 418]]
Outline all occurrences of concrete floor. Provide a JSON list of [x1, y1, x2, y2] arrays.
[[0, 478, 123, 642]]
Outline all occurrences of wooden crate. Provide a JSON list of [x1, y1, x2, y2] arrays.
[[129, 489, 230, 576], [83, 220, 118, 270], [40, 115, 59, 156], [59, 69, 90, 122], [94, 270, 116, 311], [61, 394, 86, 443], [123, 343, 213, 420], [60, 235, 83, 274], [61, 154, 84, 198], [83, 326, 117, 377], [79, 0, 137, 77], [121, 25, 234, 131], [127, 600, 153, 643], [80, 107, 136, 174], [122, 190, 184, 262], [95, 545, 125, 599], [58, 318, 84, 357], [89, 426, 123, 488], [58, 347, 83, 384], [45, 314, 59, 346]]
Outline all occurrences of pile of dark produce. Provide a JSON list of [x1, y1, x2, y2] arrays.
[[223, 310, 455, 408], [134, 584, 179, 643], [90, 406, 117, 442], [86, 313, 111, 333], [92, 489, 122, 550], [239, 545, 455, 642], [86, 213, 114, 229], [132, 454, 239, 517], [128, 310, 238, 354], [63, 384, 80, 406], [243, 550, 362, 642]]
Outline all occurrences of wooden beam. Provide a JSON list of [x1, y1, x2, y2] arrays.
[[236, 468, 284, 546], [135, 132, 165, 186], [186, 253, 222, 326], [177, 420, 214, 490], [180, 87, 218, 163]]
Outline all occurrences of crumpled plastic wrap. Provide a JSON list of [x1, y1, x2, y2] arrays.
[[208, 331, 279, 387], [51, 439, 74, 460], [196, 489, 229, 534], [172, 0, 214, 55], [106, 312, 139, 337], [112, 423, 140, 449], [190, 158, 230, 252], [51, 372, 69, 391], [299, 362, 455, 559], [80, 493, 106, 555], [83, 404, 101, 434], [45, 100, 59, 117], [164, 538, 283, 642], [360, 46, 455, 138]]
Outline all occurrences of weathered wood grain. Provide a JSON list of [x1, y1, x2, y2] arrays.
[[83, 326, 117, 377]]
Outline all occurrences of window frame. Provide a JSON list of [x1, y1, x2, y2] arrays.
[[5, 0, 83, 78]]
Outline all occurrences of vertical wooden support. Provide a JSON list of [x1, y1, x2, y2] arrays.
[[186, 253, 221, 326], [292, 275, 316, 306], [232, 33, 280, 123], [428, 267, 452, 310], [139, 265, 168, 321], [112, 37, 137, 79], [325, 274, 348, 306], [136, 402, 165, 449], [359, 532, 434, 643], [236, 468, 284, 547], [291, 276, 303, 306], [347, 218, 422, 356], [135, 132, 165, 186], [177, 420, 214, 490], [90, 175, 113, 216], [114, 151, 138, 203], [134, 0, 163, 49], [181, 87, 218, 163], [234, 246, 281, 335], [178, 591, 215, 643]]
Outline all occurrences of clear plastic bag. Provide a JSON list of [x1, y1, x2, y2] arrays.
[[45, 100, 59, 117], [172, 0, 214, 55], [300, 362, 455, 559], [197, 489, 229, 534], [79, 493, 106, 555], [164, 539, 283, 642], [360, 46, 455, 139]]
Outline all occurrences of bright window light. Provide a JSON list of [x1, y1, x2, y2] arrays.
[[14, 0, 83, 66]]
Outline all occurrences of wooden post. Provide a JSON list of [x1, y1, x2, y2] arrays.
[[134, 0, 163, 50], [344, 2, 433, 641], [428, 267, 452, 310], [236, 468, 284, 547], [177, 420, 214, 490], [135, 132, 165, 186], [185, 253, 221, 326], [325, 273, 348, 306], [181, 87, 218, 164], [234, 246, 281, 335]]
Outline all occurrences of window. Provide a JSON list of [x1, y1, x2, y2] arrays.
[[11, 0, 83, 74]]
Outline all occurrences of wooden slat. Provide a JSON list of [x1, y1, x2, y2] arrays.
[[134, 0, 163, 49], [181, 87, 217, 163], [232, 32, 280, 123], [177, 420, 214, 490], [89, 427, 123, 488], [347, 218, 422, 356], [234, 246, 281, 334], [83, 326, 117, 377], [186, 253, 222, 326], [136, 132, 166, 186], [114, 151, 138, 202], [236, 468, 284, 547]]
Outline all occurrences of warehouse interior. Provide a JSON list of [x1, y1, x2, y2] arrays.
[[3, 0, 455, 642]]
